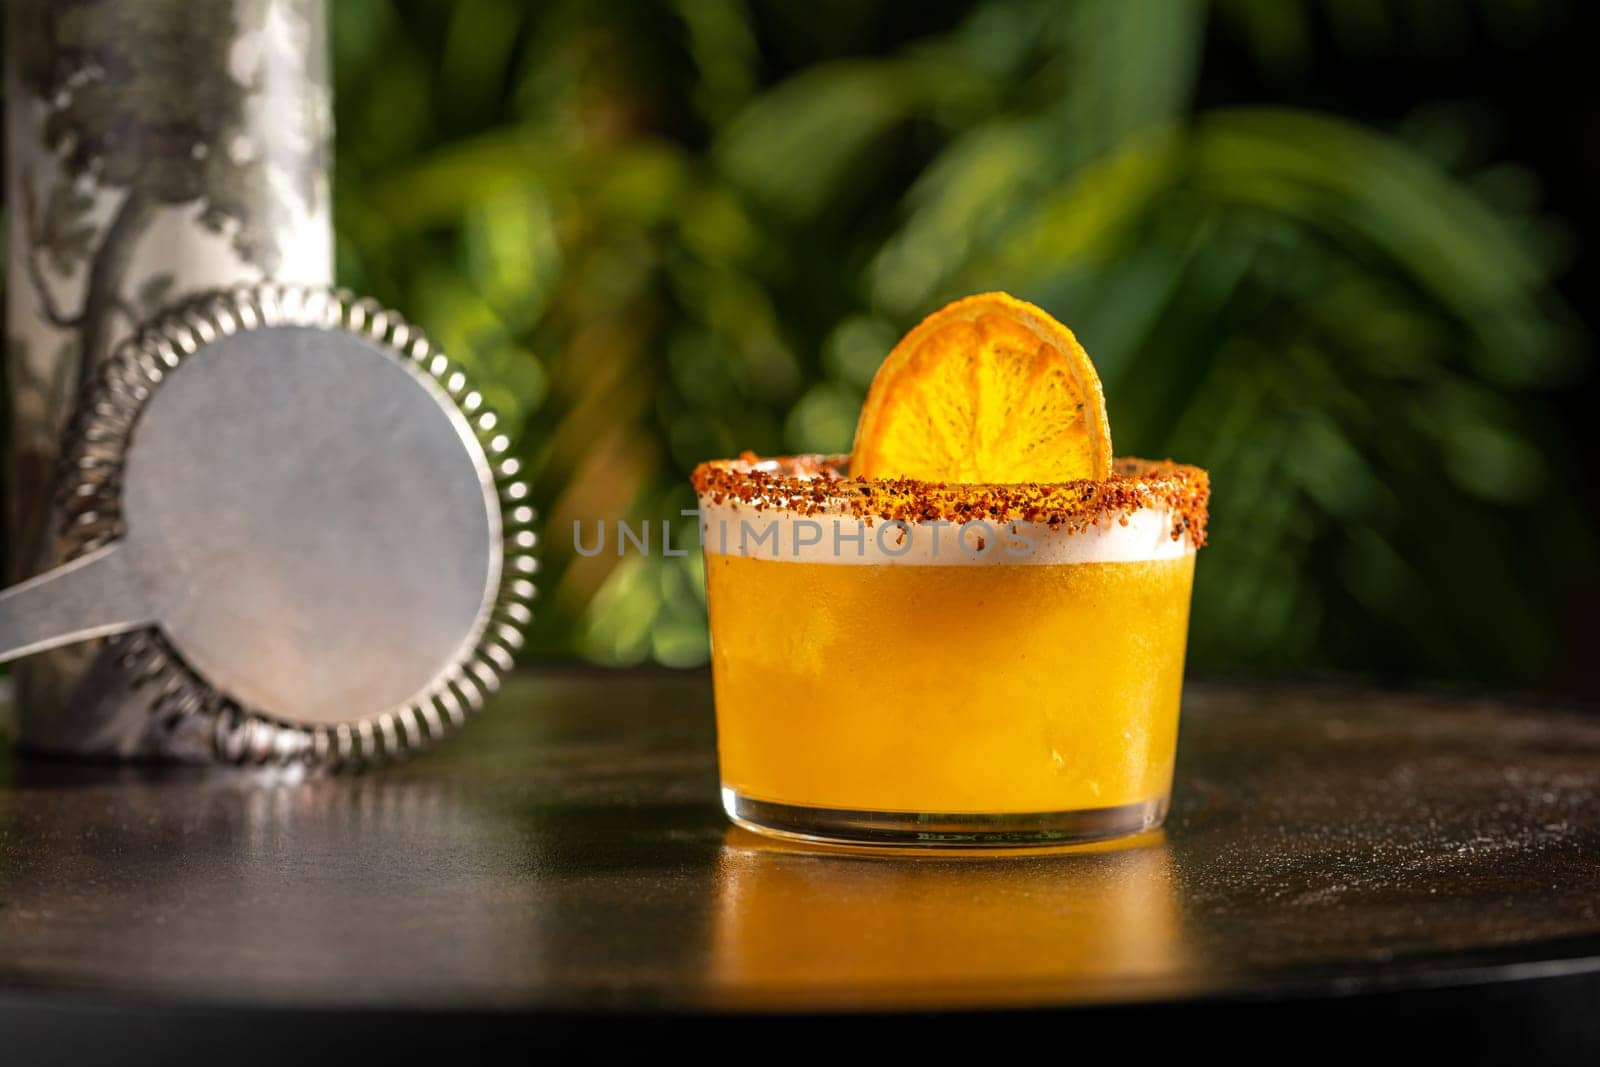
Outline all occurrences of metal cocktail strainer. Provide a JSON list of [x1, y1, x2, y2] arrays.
[[0, 286, 536, 768]]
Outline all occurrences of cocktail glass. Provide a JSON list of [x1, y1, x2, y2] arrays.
[[694, 455, 1208, 848]]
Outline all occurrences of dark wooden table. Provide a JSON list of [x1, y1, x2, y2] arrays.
[[2, 670, 1599, 1062]]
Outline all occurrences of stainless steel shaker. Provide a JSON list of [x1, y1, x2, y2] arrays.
[[4, 0, 334, 758]]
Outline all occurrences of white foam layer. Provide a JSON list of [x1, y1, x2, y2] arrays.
[[697, 500, 1193, 566]]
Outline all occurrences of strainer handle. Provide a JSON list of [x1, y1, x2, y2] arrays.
[[0, 544, 149, 664]]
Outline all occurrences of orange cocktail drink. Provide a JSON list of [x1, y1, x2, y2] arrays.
[[694, 457, 1207, 845], [694, 293, 1209, 846]]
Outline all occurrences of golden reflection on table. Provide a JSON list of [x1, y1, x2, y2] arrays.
[[708, 827, 1194, 1009]]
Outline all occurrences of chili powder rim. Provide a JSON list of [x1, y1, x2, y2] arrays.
[[692, 453, 1209, 547]]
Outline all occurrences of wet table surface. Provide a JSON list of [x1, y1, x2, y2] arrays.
[[2, 670, 1600, 1057]]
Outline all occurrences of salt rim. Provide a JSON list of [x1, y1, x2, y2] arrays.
[[691, 453, 1209, 547]]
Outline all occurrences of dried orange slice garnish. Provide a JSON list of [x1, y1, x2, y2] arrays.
[[851, 292, 1113, 483]]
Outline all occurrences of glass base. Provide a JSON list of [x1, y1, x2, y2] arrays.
[[721, 787, 1169, 849]]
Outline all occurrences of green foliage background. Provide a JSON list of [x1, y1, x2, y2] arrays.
[[165, 1, 1600, 686]]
